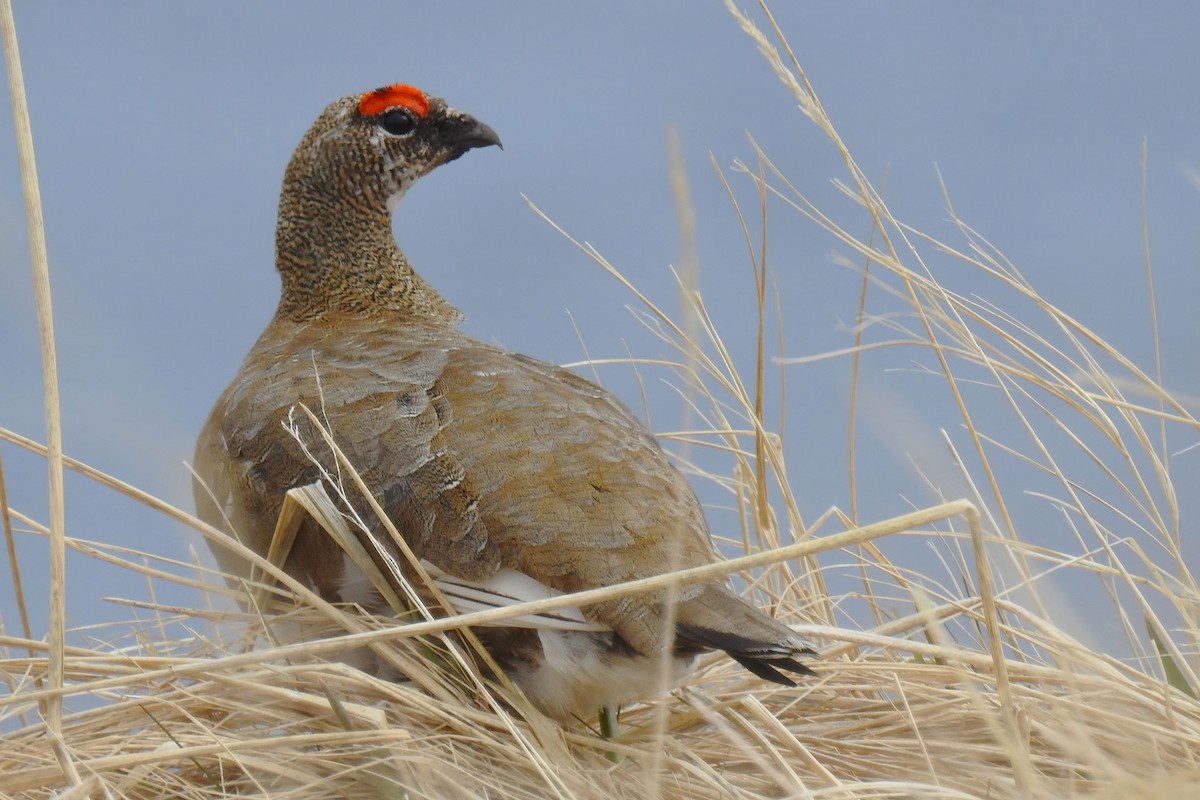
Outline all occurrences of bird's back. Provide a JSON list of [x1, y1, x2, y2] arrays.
[[198, 315, 719, 643]]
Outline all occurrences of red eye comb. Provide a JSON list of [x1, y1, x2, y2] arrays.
[[358, 84, 430, 118]]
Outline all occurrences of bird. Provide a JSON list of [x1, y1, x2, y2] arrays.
[[192, 83, 815, 721]]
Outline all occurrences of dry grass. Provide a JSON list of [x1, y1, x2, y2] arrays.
[[3, 1, 1199, 798]]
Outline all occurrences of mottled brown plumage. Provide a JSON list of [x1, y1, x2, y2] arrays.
[[193, 84, 814, 719]]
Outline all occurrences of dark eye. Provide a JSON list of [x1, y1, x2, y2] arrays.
[[380, 108, 417, 136]]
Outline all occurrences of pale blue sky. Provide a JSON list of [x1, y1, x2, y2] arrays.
[[2, 3, 1197, 659]]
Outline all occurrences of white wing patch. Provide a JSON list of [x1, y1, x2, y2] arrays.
[[423, 564, 608, 632]]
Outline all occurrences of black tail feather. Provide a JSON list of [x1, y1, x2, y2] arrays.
[[676, 622, 817, 687]]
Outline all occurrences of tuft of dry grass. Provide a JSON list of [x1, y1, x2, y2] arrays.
[[3, 1, 1199, 798]]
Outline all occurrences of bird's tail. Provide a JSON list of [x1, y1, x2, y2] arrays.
[[673, 584, 817, 685]]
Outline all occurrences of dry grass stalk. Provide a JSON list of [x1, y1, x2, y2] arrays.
[[3, 1, 1199, 798], [0, 0, 72, 784]]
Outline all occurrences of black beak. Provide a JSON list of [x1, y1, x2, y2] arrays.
[[439, 111, 502, 162]]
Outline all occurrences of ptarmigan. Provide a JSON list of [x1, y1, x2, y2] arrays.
[[193, 84, 814, 720]]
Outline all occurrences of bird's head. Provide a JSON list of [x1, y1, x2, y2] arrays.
[[285, 83, 501, 215]]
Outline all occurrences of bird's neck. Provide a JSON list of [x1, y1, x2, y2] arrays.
[[272, 184, 463, 324]]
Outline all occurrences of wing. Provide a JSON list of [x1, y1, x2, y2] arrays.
[[193, 318, 500, 603]]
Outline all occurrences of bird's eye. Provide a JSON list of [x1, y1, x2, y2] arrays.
[[380, 109, 417, 136]]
